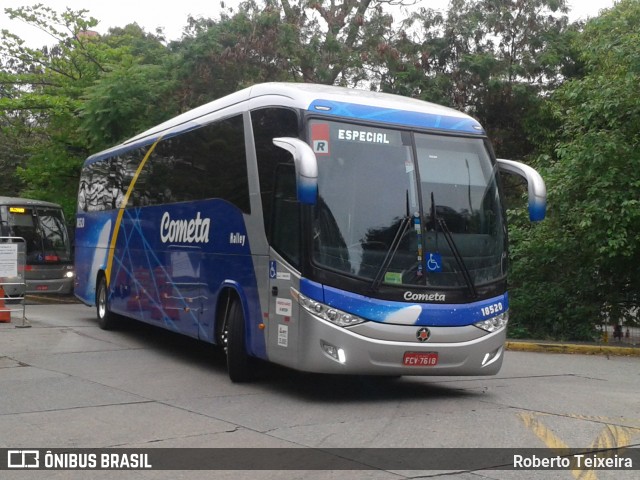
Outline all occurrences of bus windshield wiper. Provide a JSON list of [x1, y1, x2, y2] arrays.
[[431, 192, 478, 299], [371, 190, 411, 292], [371, 215, 411, 292]]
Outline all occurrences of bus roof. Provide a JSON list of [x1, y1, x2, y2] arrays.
[[86, 82, 485, 164], [0, 196, 62, 209]]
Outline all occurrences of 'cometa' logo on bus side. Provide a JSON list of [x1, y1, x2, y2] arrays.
[[160, 211, 210, 244]]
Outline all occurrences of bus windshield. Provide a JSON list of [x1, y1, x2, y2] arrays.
[[4, 207, 71, 264], [310, 120, 506, 289]]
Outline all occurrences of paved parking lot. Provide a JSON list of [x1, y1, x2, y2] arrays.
[[1, 303, 639, 479]]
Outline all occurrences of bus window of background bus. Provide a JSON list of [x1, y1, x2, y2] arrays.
[[6, 208, 70, 263], [251, 108, 301, 267], [36, 209, 71, 261], [5, 208, 39, 254]]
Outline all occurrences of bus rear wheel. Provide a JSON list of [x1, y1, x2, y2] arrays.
[[222, 300, 255, 383], [96, 275, 118, 330]]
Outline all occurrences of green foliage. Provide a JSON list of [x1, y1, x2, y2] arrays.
[[80, 61, 177, 150], [381, 0, 569, 160], [16, 142, 82, 218], [169, 5, 292, 108], [1, 5, 104, 202], [508, 0, 640, 338], [507, 208, 603, 340], [1, 4, 174, 221], [169, 0, 398, 109], [0, 112, 29, 195]]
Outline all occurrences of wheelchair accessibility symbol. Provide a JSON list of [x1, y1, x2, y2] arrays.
[[269, 261, 277, 279], [426, 253, 442, 272]]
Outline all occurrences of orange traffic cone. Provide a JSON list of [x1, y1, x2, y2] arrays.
[[0, 286, 10, 323]]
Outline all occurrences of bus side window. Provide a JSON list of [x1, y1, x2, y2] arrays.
[[251, 107, 300, 249], [78, 152, 139, 212], [271, 164, 301, 267], [147, 115, 250, 211]]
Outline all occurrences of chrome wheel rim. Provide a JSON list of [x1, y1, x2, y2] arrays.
[[98, 283, 106, 319]]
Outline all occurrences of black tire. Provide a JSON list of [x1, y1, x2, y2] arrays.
[[223, 300, 255, 383], [96, 275, 118, 330]]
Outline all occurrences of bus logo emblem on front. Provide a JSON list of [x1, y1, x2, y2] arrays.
[[416, 328, 431, 342]]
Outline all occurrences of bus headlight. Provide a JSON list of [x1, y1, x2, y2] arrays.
[[290, 287, 366, 327], [65, 266, 75, 278], [474, 311, 509, 333]]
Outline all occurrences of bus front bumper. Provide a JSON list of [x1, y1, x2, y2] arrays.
[[26, 278, 74, 295], [292, 314, 507, 376]]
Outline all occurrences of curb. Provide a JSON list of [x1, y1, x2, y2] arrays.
[[506, 341, 640, 357]]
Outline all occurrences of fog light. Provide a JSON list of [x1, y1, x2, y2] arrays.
[[65, 271, 74, 278], [322, 342, 338, 359], [481, 346, 503, 367], [321, 341, 346, 364]]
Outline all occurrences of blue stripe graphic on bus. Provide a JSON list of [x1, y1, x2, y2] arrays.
[[77, 201, 266, 359], [529, 198, 547, 222], [74, 212, 118, 304], [297, 175, 318, 204], [308, 100, 485, 134], [301, 279, 508, 327]]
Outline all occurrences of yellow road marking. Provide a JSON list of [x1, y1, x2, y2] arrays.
[[518, 412, 640, 480]]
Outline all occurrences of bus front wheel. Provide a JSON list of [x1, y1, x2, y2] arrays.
[[222, 300, 255, 383], [96, 276, 118, 330]]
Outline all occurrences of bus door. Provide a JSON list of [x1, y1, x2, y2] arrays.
[[267, 254, 299, 363], [266, 164, 302, 363]]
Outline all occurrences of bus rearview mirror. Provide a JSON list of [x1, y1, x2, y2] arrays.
[[497, 159, 547, 222], [273, 137, 318, 205]]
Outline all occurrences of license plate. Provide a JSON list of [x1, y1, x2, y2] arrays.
[[36, 285, 49, 291], [403, 352, 439, 366]]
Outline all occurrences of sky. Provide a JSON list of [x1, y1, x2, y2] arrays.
[[1, 0, 618, 48]]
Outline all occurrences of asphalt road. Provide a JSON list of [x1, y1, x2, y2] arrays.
[[1, 303, 639, 479]]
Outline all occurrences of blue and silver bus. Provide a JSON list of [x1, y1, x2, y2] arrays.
[[74, 83, 546, 382]]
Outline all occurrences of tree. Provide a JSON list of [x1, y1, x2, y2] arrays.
[[169, 4, 293, 109], [379, 0, 569, 160], [508, 0, 640, 339], [0, 110, 29, 195], [1, 5, 174, 218], [170, 0, 409, 110], [276, 0, 397, 86], [1, 5, 103, 215], [79, 24, 177, 151]]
